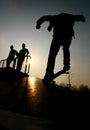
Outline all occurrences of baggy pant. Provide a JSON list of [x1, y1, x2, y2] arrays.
[[45, 36, 72, 76]]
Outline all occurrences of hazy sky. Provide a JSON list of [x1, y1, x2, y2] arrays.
[[0, 0, 90, 87]]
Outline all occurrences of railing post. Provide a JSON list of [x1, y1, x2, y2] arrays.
[[28, 63, 30, 74], [2, 61, 5, 68]]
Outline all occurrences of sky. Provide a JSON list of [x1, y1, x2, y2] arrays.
[[0, 0, 90, 87]]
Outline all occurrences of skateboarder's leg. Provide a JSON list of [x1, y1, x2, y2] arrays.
[[63, 48, 70, 71], [63, 38, 72, 71], [44, 38, 61, 80]]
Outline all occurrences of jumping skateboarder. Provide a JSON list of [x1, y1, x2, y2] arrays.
[[36, 12, 86, 82]]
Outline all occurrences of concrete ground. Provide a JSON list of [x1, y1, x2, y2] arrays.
[[0, 70, 90, 129], [0, 75, 69, 130]]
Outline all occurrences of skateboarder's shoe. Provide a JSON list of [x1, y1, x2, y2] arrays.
[[42, 74, 54, 83], [62, 66, 70, 71], [42, 78, 50, 83]]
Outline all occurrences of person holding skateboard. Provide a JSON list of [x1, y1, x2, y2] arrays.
[[36, 13, 86, 82]]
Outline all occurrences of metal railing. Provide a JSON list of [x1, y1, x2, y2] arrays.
[[0, 55, 31, 74]]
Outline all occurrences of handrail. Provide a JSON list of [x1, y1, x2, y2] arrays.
[[0, 59, 6, 68], [0, 55, 31, 74]]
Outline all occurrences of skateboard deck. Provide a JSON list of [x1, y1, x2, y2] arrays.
[[52, 70, 69, 80], [43, 70, 69, 83], [47, 70, 69, 83]]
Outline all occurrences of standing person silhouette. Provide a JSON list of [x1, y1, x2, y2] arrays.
[[17, 43, 29, 71], [7, 45, 18, 68], [36, 12, 86, 82]]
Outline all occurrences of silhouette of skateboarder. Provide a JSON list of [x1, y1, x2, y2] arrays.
[[36, 13, 85, 82], [7, 45, 18, 68], [17, 43, 29, 71]]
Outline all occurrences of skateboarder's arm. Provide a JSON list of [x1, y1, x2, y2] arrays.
[[74, 15, 86, 22], [36, 15, 53, 29]]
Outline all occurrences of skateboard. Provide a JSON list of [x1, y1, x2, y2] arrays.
[[43, 70, 69, 83], [51, 70, 69, 81]]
